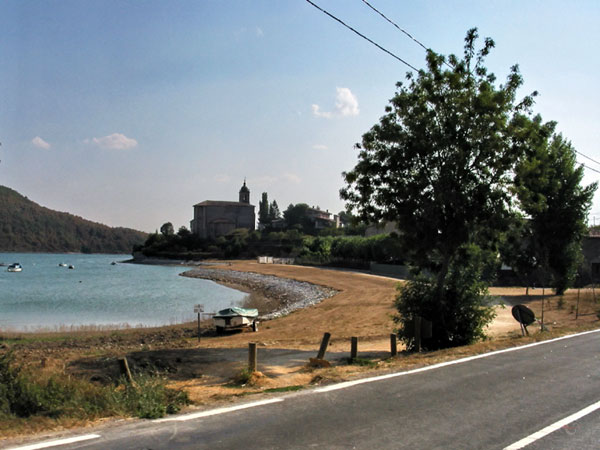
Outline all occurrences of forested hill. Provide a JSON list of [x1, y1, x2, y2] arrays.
[[0, 186, 147, 253]]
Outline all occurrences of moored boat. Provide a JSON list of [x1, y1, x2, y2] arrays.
[[7, 263, 22, 272]]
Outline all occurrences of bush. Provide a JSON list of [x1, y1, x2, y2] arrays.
[[0, 352, 188, 421], [394, 246, 496, 350]]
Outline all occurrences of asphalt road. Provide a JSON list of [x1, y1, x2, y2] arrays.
[[7, 330, 600, 450]]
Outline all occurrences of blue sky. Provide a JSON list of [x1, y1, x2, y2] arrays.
[[1, 0, 599, 232]]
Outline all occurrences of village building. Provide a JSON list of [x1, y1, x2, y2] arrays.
[[190, 181, 255, 239]]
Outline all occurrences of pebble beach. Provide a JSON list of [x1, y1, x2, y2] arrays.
[[182, 267, 338, 320]]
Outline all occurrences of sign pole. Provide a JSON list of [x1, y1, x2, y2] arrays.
[[194, 304, 204, 343]]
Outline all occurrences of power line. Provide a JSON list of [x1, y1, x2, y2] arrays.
[[304, 0, 419, 72], [360, 0, 428, 51], [359, 0, 453, 69], [575, 149, 600, 168], [580, 162, 600, 175]]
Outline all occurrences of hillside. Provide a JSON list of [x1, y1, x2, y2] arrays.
[[0, 186, 147, 253]]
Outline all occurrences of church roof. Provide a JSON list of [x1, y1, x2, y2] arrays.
[[194, 200, 255, 207], [239, 180, 249, 193]]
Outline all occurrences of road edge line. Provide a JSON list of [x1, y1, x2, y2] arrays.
[[7, 434, 101, 450], [152, 398, 284, 422], [503, 399, 600, 449], [314, 328, 600, 393]]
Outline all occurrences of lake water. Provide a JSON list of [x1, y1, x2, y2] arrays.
[[0, 253, 247, 332]]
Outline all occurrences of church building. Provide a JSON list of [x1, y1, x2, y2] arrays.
[[190, 181, 256, 239]]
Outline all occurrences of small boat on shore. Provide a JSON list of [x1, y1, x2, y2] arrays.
[[214, 307, 259, 333], [7, 263, 22, 272]]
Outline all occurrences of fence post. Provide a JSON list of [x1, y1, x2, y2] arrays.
[[316, 332, 331, 360], [390, 333, 397, 357], [118, 357, 134, 383], [350, 336, 358, 361], [248, 342, 257, 372]]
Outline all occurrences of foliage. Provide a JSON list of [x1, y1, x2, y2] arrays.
[[258, 192, 270, 227], [394, 245, 496, 350], [116, 374, 189, 419], [0, 352, 188, 421], [341, 28, 536, 349], [160, 222, 174, 237], [0, 185, 147, 253], [269, 200, 281, 221], [511, 117, 596, 294], [283, 203, 313, 231]]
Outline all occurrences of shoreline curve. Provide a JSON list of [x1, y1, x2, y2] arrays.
[[182, 267, 338, 320]]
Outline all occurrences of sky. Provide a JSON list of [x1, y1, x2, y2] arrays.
[[1, 0, 599, 232]]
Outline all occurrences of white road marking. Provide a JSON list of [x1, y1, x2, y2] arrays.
[[7, 434, 100, 450], [314, 328, 600, 393], [7, 329, 599, 449], [503, 399, 600, 449], [152, 398, 284, 422]]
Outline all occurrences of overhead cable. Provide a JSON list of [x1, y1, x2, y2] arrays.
[[575, 149, 600, 168], [360, 0, 428, 51], [360, 0, 453, 69], [304, 0, 418, 72], [580, 162, 600, 175]]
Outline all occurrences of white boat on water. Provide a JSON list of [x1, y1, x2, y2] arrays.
[[7, 263, 22, 272], [58, 263, 67, 267], [68, 264, 75, 269]]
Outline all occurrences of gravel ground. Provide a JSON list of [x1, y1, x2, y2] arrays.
[[182, 268, 338, 320]]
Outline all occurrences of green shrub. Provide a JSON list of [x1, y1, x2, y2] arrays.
[[394, 246, 496, 350]]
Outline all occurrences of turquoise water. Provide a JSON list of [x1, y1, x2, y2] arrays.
[[0, 253, 246, 331]]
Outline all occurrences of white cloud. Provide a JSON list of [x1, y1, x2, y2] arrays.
[[282, 172, 301, 184], [312, 144, 328, 150], [214, 174, 231, 183], [312, 87, 359, 119], [87, 133, 138, 150], [311, 104, 332, 119], [335, 87, 359, 117], [31, 136, 50, 149]]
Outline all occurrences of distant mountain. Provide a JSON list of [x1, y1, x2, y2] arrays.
[[0, 186, 147, 253]]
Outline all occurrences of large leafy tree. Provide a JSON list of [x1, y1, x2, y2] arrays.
[[512, 116, 596, 294], [341, 29, 536, 349]]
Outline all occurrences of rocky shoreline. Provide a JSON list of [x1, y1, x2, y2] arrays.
[[182, 268, 338, 320]]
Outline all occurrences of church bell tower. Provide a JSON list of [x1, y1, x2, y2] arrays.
[[239, 179, 250, 204]]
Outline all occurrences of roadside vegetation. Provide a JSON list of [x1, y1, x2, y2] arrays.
[[0, 350, 188, 436]]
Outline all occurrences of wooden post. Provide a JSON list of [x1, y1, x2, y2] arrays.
[[316, 332, 331, 360], [576, 287, 580, 320], [541, 286, 545, 331], [414, 316, 422, 352], [118, 357, 134, 384], [390, 333, 397, 357], [350, 336, 358, 361], [248, 342, 257, 372], [197, 312, 201, 342]]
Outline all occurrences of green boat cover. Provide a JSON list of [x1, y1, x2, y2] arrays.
[[214, 307, 259, 318]]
